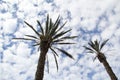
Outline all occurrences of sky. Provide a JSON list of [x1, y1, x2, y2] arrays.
[[0, 0, 120, 80]]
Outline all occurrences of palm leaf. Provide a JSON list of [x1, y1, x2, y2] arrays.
[[45, 14, 49, 35], [52, 17, 60, 33], [53, 29, 72, 40], [100, 39, 109, 50], [88, 41, 97, 52], [13, 38, 35, 41], [94, 40, 100, 51], [50, 47, 59, 56], [86, 51, 95, 54], [83, 46, 94, 52], [25, 35, 38, 39], [55, 21, 67, 34], [32, 43, 40, 46], [37, 20, 44, 35], [60, 36, 77, 40], [53, 39, 64, 43], [53, 15, 60, 28], [24, 21, 40, 36], [52, 52, 58, 71], [55, 47, 74, 59], [49, 16, 60, 36], [93, 56, 97, 61], [55, 42, 75, 45], [48, 19, 53, 34]]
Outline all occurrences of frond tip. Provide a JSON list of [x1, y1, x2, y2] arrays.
[[100, 39, 109, 50], [55, 47, 74, 59]]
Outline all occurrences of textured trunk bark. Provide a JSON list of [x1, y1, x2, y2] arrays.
[[35, 41, 49, 80], [102, 59, 118, 80], [98, 53, 118, 80]]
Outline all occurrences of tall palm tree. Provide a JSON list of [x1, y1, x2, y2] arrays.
[[13, 14, 77, 80], [84, 39, 118, 80]]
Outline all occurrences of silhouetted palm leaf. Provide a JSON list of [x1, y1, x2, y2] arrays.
[[100, 39, 109, 50], [83, 46, 94, 53], [86, 51, 95, 54], [52, 52, 58, 71], [37, 20, 44, 35], [48, 19, 53, 33], [53, 39, 64, 43], [55, 42, 75, 45], [93, 56, 97, 61], [24, 21, 40, 36], [55, 21, 67, 34], [32, 43, 40, 46], [25, 35, 38, 39], [53, 29, 71, 40], [94, 40, 100, 52], [45, 14, 49, 35], [60, 36, 77, 40], [13, 38, 35, 41], [55, 47, 74, 59], [50, 47, 59, 57]]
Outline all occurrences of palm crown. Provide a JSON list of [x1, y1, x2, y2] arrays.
[[13, 14, 77, 72], [84, 39, 109, 61], [84, 39, 109, 54]]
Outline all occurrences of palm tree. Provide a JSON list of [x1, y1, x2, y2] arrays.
[[13, 14, 77, 80], [84, 39, 118, 80]]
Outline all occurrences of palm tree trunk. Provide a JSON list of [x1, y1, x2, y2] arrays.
[[35, 41, 49, 80], [102, 59, 118, 80], [98, 53, 118, 80]]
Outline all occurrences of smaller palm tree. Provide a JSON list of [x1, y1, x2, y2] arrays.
[[13, 14, 77, 80], [84, 39, 118, 80]]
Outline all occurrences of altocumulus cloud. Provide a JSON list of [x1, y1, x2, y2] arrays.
[[0, 0, 120, 80]]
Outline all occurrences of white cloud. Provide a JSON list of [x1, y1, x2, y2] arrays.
[[1, 0, 120, 80], [3, 18, 17, 34], [101, 23, 117, 39]]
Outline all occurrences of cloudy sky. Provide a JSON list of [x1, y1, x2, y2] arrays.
[[0, 0, 120, 80]]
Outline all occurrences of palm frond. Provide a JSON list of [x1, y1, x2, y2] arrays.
[[45, 14, 49, 35], [53, 15, 60, 28], [13, 38, 35, 41], [55, 47, 74, 59], [24, 21, 40, 36], [54, 42, 75, 45], [48, 18, 53, 33], [50, 47, 59, 57], [25, 35, 38, 39], [53, 39, 64, 43], [60, 36, 77, 40], [49, 16, 60, 36], [53, 29, 72, 40], [100, 39, 109, 50], [93, 56, 97, 61], [94, 40, 100, 51], [52, 52, 58, 71], [83, 46, 94, 52], [55, 21, 67, 34], [52, 16, 60, 33], [32, 43, 40, 46], [37, 20, 44, 35], [86, 51, 95, 54], [88, 40, 97, 52]]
